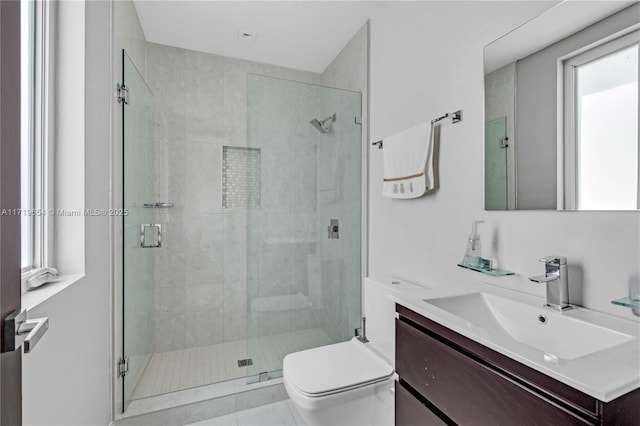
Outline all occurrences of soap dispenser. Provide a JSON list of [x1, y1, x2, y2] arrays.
[[463, 220, 484, 267]]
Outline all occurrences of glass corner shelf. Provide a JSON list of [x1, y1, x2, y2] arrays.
[[457, 263, 515, 277], [611, 297, 640, 309]]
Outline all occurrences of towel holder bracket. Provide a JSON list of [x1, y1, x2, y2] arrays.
[[432, 110, 463, 124]]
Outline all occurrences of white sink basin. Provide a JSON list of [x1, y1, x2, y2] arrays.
[[424, 292, 634, 360]]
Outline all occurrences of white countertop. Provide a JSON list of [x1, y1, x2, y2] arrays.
[[385, 278, 640, 403]]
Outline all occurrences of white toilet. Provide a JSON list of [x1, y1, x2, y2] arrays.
[[283, 278, 399, 426]]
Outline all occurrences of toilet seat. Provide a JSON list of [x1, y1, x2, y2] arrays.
[[283, 338, 394, 398]]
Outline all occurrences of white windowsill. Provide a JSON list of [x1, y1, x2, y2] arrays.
[[22, 274, 84, 312]]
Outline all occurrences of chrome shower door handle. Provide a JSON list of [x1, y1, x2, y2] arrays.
[[2, 310, 49, 354], [140, 223, 162, 248]]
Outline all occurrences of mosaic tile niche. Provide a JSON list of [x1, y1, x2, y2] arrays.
[[222, 146, 261, 209]]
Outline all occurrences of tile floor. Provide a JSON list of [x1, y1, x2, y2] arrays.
[[133, 328, 333, 399], [185, 400, 305, 426]]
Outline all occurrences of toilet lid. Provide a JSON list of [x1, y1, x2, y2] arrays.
[[283, 338, 394, 397]]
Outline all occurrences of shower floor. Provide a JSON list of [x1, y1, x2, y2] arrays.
[[131, 328, 334, 400]]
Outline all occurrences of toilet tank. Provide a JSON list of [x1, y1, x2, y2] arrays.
[[363, 278, 403, 364]]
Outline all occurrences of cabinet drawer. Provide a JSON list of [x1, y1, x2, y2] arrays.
[[397, 305, 598, 417], [395, 381, 447, 426], [396, 319, 592, 425]]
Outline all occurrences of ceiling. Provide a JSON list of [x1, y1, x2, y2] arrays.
[[133, 1, 377, 73]]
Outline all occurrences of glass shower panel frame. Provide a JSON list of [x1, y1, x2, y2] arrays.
[[245, 74, 363, 381], [122, 51, 156, 411]]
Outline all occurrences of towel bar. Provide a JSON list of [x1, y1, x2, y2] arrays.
[[372, 109, 462, 149]]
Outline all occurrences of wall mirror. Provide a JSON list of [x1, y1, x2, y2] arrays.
[[484, 1, 639, 211]]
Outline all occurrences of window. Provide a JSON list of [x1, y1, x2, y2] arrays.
[[21, 0, 35, 270], [21, 0, 56, 275], [563, 31, 639, 210]]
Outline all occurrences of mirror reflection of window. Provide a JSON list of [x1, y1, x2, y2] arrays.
[[577, 44, 638, 210], [563, 33, 639, 210], [484, 2, 640, 211]]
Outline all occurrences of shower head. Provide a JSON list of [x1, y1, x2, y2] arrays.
[[309, 113, 336, 134], [310, 118, 330, 134]]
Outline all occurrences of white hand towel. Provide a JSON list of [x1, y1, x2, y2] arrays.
[[382, 122, 434, 199]]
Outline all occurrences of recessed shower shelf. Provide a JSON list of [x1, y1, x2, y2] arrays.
[[457, 263, 515, 277], [141, 202, 174, 208]]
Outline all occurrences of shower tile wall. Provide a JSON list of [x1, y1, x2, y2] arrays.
[[245, 73, 364, 354], [147, 43, 320, 352], [246, 75, 323, 344], [314, 90, 362, 343]]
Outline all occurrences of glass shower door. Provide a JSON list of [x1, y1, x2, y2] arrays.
[[245, 75, 362, 381], [122, 51, 155, 410]]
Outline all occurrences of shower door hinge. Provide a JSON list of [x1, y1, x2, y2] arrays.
[[118, 356, 129, 378], [117, 83, 129, 104], [499, 136, 509, 148]]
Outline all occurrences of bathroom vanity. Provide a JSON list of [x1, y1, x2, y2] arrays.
[[395, 304, 640, 425]]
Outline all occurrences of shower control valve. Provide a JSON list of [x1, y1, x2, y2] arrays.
[[328, 219, 339, 240]]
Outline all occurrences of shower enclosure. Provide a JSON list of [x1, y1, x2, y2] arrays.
[[120, 49, 363, 411], [244, 74, 363, 380]]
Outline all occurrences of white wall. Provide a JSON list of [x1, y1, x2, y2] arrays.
[[22, 1, 112, 425], [367, 1, 640, 319]]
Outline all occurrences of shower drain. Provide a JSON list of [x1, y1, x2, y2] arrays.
[[237, 358, 253, 367]]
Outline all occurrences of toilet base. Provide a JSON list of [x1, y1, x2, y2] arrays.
[[285, 377, 395, 426]]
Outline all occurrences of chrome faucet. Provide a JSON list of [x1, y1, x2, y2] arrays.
[[529, 256, 572, 312]]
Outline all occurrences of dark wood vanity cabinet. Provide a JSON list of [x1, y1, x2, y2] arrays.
[[395, 305, 640, 426]]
